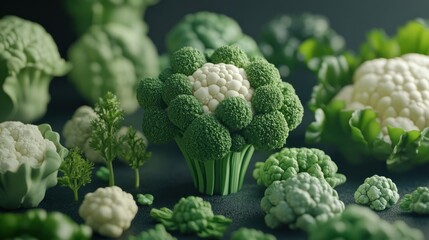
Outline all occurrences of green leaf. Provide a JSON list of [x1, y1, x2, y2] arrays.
[[359, 29, 400, 61], [396, 19, 429, 55], [349, 109, 381, 145]]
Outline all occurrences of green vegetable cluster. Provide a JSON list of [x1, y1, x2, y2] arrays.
[[253, 147, 346, 188], [260, 172, 344, 231], [400, 187, 429, 214], [0, 209, 92, 240], [354, 175, 399, 211], [308, 205, 424, 240], [150, 196, 231, 239], [230, 228, 276, 240], [136, 193, 154, 206], [129, 224, 177, 240], [0, 16, 69, 122]]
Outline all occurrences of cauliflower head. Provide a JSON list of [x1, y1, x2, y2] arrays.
[[400, 187, 429, 214], [354, 175, 399, 211], [253, 147, 346, 188], [0, 16, 69, 122], [0, 121, 67, 209], [308, 205, 424, 240], [260, 172, 344, 231], [78, 186, 138, 238], [230, 228, 277, 240]]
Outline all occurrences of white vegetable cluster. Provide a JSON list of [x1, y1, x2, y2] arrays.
[[335, 53, 429, 139], [79, 186, 138, 238], [0, 121, 56, 173], [188, 63, 254, 113]]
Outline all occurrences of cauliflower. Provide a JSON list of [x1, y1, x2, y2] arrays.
[[230, 228, 276, 240], [354, 175, 399, 211], [0, 16, 69, 122], [400, 187, 429, 214], [150, 196, 231, 239], [253, 147, 346, 188], [260, 172, 344, 231], [308, 205, 424, 240], [335, 53, 429, 141], [79, 186, 138, 238], [0, 121, 67, 209]]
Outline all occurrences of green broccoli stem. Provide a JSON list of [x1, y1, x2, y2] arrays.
[[175, 137, 255, 195], [134, 168, 140, 189], [106, 160, 114, 186]]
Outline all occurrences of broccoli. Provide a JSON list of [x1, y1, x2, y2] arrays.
[[260, 173, 344, 231], [150, 196, 231, 239], [259, 13, 345, 78], [354, 175, 400, 211], [308, 205, 424, 240], [400, 187, 429, 214], [136, 45, 303, 195], [253, 147, 346, 188], [230, 228, 276, 240], [166, 12, 261, 57], [68, 23, 159, 114], [0, 16, 69, 122], [136, 193, 154, 206], [129, 224, 177, 240]]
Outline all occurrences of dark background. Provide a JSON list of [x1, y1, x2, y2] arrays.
[[1, 1, 429, 239]]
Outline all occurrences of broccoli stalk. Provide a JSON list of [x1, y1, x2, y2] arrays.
[[90, 92, 124, 186]]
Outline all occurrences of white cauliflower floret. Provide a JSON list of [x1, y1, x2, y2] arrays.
[[62, 106, 103, 163], [79, 186, 138, 238], [335, 53, 429, 140], [0, 121, 56, 173], [188, 63, 254, 113]]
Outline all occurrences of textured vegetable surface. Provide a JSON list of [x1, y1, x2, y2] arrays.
[[400, 187, 429, 214], [0, 16, 69, 122], [150, 196, 231, 239], [354, 175, 399, 211], [260, 172, 344, 231], [129, 224, 177, 240], [230, 227, 277, 240]]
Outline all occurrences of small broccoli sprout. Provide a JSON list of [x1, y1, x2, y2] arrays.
[[354, 175, 400, 211], [129, 224, 177, 240], [136, 193, 154, 206], [308, 205, 424, 240], [150, 196, 231, 239], [0, 16, 69, 122], [260, 173, 344, 231], [253, 147, 346, 188], [137, 45, 303, 195], [400, 187, 429, 214], [230, 228, 277, 240]]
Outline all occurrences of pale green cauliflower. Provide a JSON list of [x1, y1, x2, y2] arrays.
[[400, 187, 429, 214], [354, 175, 400, 211]]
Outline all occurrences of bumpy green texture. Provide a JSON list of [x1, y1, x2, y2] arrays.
[[306, 19, 429, 170], [354, 175, 399, 211], [136, 193, 154, 206], [400, 187, 429, 214], [259, 13, 345, 78], [137, 45, 303, 195], [68, 23, 158, 113], [260, 173, 344, 231], [0, 123, 68, 209], [308, 205, 424, 240], [150, 196, 232, 239], [0, 16, 69, 122], [129, 224, 177, 240], [230, 228, 277, 240], [166, 12, 260, 56], [0, 209, 92, 239], [253, 147, 346, 188]]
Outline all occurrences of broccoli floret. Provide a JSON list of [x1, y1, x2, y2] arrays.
[[400, 187, 429, 214], [129, 224, 176, 240], [245, 61, 281, 88], [167, 95, 203, 130], [261, 173, 344, 231], [230, 228, 276, 240], [354, 175, 400, 211], [0, 16, 69, 122], [211, 45, 249, 68], [150, 196, 231, 239], [158, 67, 173, 81], [170, 47, 206, 76], [308, 205, 424, 240], [215, 97, 253, 131], [136, 77, 164, 108], [243, 111, 289, 150], [252, 85, 284, 113], [136, 193, 154, 206], [253, 147, 346, 188], [142, 107, 178, 144], [162, 73, 193, 104], [231, 134, 247, 152], [183, 115, 232, 162], [278, 82, 304, 131]]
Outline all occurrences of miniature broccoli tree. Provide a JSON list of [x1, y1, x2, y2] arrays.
[[137, 45, 303, 195]]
